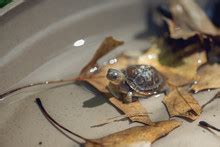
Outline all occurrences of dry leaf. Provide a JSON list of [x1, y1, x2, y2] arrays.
[[141, 43, 203, 120], [78, 36, 204, 123], [163, 0, 220, 40], [163, 18, 196, 40], [138, 43, 207, 86], [85, 120, 181, 147], [191, 63, 220, 92], [78, 56, 129, 93], [109, 97, 153, 125], [163, 87, 201, 120], [77, 37, 152, 125], [80, 36, 124, 76]]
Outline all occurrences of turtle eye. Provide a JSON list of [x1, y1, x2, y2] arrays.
[[107, 69, 120, 81]]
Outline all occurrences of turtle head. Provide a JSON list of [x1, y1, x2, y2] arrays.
[[106, 68, 125, 85]]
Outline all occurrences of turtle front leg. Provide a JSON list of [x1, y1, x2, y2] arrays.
[[123, 91, 133, 103]]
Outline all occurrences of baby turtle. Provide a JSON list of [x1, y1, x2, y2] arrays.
[[106, 64, 165, 103]]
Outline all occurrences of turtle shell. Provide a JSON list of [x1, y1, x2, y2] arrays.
[[124, 65, 164, 93]]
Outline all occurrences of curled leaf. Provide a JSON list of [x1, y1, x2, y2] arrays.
[[80, 36, 124, 76], [163, 0, 220, 40], [191, 63, 220, 92], [138, 43, 207, 86], [85, 120, 181, 147], [163, 18, 196, 40], [77, 37, 152, 125], [163, 87, 202, 120]]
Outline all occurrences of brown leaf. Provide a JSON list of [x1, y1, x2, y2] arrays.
[[78, 37, 204, 124], [163, 18, 197, 40], [80, 36, 124, 76], [109, 97, 153, 125], [77, 37, 152, 125], [138, 43, 207, 86], [85, 120, 181, 147], [164, 0, 220, 39], [78, 56, 129, 93], [191, 63, 220, 92], [79, 63, 153, 124], [163, 87, 202, 120]]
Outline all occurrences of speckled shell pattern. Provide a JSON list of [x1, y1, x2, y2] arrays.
[[124, 65, 163, 92]]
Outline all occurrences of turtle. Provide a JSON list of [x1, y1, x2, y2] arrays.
[[106, 64, 166, 103]]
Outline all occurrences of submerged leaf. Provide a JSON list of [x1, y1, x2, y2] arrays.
[[138, 43, 207, 86], [78, 37, 152, 125], [85, 120, 181, 147], [191, 63, 220, 92], [163, 87, 201, 120], [162, 0, 220, 40]]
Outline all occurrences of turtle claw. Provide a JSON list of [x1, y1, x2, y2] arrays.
[[123, 91, 133, 103]]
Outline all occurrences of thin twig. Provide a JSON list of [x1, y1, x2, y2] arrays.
[[107, 112, 152, 120], [0, 78, 76, 99], [45, 116, 82, 144], [91, 112, 151, 128]]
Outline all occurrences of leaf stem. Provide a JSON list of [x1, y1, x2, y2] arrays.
[[199, 121, 220, 132], [0, 78, 76, 100], [35, 98, 100, 144]]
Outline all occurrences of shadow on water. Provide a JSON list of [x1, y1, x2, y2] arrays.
[[83, 95, 106, 108], [48, 81, 109, 108], [76, 81, 110, 108]]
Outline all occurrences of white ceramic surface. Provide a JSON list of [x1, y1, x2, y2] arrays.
[[0, 0, 220, 147]]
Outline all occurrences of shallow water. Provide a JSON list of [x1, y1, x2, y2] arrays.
[[1, 33, 219, 147], [1, 0, 220, 146]]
